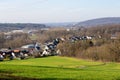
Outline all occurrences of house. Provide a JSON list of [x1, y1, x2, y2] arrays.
[[12, 30, 24, 33], [21, 44, 35, 49], [111, 35, 117, 39]]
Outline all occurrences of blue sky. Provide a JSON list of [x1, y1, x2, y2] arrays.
[[0, 0, 120, 23]]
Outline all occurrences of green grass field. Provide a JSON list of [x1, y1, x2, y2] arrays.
[[0, 56, 120, 80]]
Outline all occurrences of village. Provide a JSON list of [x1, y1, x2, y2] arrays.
[[0, 33, 95, 61], [0, 37, 61, 61]]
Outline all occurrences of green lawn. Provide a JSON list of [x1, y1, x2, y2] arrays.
[[0, 56, 120, 80]]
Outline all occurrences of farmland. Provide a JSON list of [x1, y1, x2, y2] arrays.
[[0, 56, 120, 80]]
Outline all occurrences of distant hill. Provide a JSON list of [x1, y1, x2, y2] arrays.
[[45, 22, 77, 27], [74, 17, 120, 27], [0, 23, 46, 32]]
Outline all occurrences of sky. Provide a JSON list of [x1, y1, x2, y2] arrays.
[[0, 0, 120, 23]]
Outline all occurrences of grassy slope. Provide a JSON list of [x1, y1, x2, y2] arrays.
[[0, 56, 120, 80]]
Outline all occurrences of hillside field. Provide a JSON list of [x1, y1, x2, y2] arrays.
[[0, 56, 120, 80]]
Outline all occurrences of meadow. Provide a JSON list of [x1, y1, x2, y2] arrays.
[[0, 56, 120, 80]]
